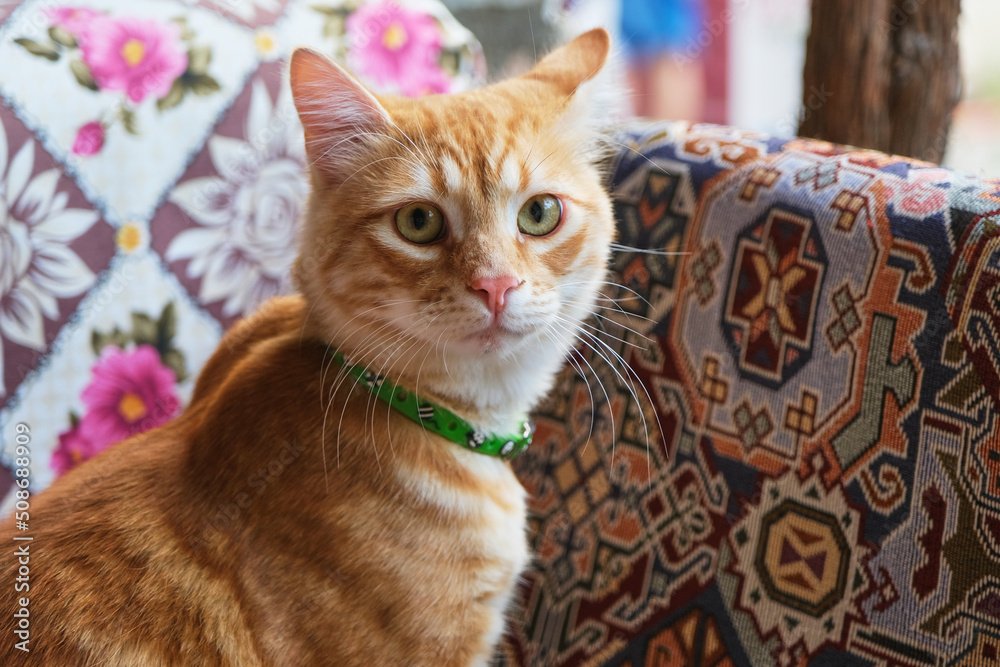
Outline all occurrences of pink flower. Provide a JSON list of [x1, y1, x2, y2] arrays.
[[406, 65, 451, 97], [51, 422, 98, 477], [71, 121, 105, 156], [77, 345, 180, 452], [80, 15, 188, 103], [346, 1, 449, 97], [46, 7, 101, 39]]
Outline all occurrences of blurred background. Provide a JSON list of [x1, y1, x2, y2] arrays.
[[0, 0, 992, 493], [443, 0, 1000, 177]]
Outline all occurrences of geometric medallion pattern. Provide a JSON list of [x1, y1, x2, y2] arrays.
[[724, 206, 826, 387], [755, 499, 849, 618], [502, 120, 1000, 665], [731, 472, 869, 663]]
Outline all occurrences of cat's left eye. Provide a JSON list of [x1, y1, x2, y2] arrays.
[[517, 195, 562, 237], [395, 202, 445, 244]]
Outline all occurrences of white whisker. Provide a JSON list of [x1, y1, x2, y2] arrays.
[[574, 323, 666, 485], [321, 308, 429, 482], [556, 311, 649, 349], [542, 326, 601, 449], [549, 313, 664, 480], [610, 242, 689, 257]]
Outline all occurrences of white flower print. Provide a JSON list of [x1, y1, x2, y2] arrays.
[[167, 80, 307, 317], [0, 115, 99, 397]]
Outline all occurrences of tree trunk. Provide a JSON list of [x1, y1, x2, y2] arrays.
[[798, 0, 961, 163]]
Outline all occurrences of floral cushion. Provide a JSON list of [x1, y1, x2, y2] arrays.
[[0, 0, 484, 496]]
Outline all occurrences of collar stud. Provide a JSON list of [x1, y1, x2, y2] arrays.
[[334, 350, 531, 458]]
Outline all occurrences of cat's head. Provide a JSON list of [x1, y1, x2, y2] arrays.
[[289, 29, 616, 420]]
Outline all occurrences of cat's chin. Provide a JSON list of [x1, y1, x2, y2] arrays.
[[459, 323, 528, 355]]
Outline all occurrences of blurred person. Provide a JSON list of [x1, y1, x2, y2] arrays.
[[546, 0, 707, 120], [622, 0, 706, 120]]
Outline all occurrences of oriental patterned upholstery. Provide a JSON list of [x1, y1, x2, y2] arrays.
[[2, 2, 1000, 663], [501, 123, 1000, 666]]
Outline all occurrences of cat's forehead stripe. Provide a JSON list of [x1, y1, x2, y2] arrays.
[[408, 162, 434, 198], [487, 138, 507, 169], [430, 145, 532, 203], [498, 155, 521, 197], [400, 102, 533, 195], [441, 154, 463, 193]]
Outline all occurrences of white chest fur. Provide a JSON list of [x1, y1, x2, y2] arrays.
[[394, 448, 530, 664]]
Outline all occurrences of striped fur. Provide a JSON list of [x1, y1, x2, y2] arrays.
[[0, 29, 614, 665]]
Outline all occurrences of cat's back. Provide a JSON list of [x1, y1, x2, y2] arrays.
[[0, 294, 530, 666], [0, 428, 269, 665], [0, 299, 310, 664]]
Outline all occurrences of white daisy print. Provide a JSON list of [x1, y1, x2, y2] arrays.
[[167, 79, 307, 317], [0, 115, 99, 396]]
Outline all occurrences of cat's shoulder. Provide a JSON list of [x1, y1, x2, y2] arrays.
[[190, 295, 311, 404]]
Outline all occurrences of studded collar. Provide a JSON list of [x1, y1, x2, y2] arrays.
[[332, 350, 533, 459]]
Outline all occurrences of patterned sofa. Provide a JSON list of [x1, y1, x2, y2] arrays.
[[500, 125, 1000, 665], [2, 1, 1000, 666]]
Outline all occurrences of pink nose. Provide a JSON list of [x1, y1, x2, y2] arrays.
[[469, 275, 520, 318]]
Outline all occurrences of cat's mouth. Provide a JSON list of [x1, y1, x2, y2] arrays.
[[462, 321, 529, 352]]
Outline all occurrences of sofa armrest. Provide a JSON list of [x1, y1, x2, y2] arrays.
[[505, 119, 999, 666]]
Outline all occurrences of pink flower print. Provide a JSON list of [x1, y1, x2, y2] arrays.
[[77, 345, 180, 452], [80, 16, 188, 104], [51, 422, 98, 477], [46, 7, 101, 39], [346, 1, 449, 97], [71, 121, 105, 156], [406, 65, 451, 97]]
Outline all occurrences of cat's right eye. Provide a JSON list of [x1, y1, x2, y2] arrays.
[[395, 202, 445, 244], [517, 194, 562, 237]]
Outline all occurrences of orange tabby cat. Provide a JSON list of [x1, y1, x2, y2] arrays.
[[0, 28, 615, 665]]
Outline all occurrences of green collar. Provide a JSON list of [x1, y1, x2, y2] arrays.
[[333, 350, 533, 459]]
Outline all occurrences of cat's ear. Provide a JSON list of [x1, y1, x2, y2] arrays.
[[522, 28, 620, 159], [289, 48, 392, 180], [522, 28, 611, 97]]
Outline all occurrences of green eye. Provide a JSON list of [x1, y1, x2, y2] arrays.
[[517, 195, 562, 236], [395, 202, 445, 244]]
